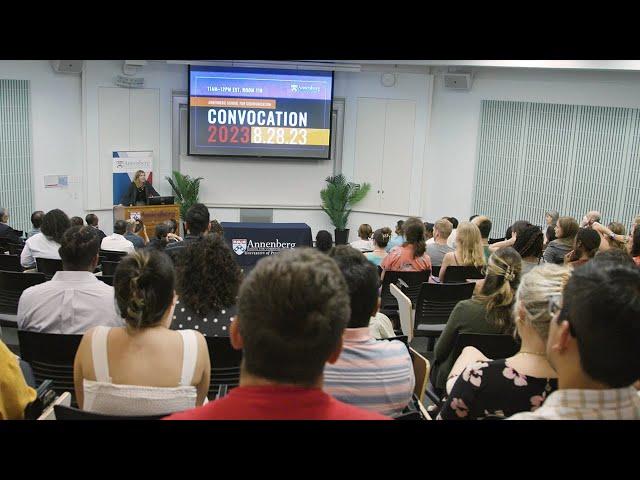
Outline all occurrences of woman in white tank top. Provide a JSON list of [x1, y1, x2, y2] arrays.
[[73, 250, 211, 416]]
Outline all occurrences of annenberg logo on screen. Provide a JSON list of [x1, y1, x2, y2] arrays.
[[291, 84, 321, 94], [232, 239, 296, 256]]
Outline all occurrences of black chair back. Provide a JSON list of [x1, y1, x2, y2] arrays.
[[0, 271, 46, 314], [0, 239, 10, 253], [17, 331, 82, 406], [8, 243, 24, 256], [99, 249, 128, 262], [414, 282, 475, 329], [380, 271, 431, 310], [431, 265, 441, 278], [35, 257, 63, 279], [205, 336, 242, 400], [0, 254, 23, 272], [101, 260, 119, 276], [450, 333, 520, 366], [97, 275, 114, 286], [442, 265, 484, 283], [54, 404, 167, 420]]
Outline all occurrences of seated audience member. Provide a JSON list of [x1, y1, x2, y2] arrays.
[[510, 261, 640, 419], [472, 216, 492, 262], [381, 217, 432, 274], [70, 216, 84, 227], [426, 218, 455, 267], [593, 248, 635, 267], [438, 264, 566, 420], [209, 219, 224, 238], [439, 221, 485, 283], [543, 216, 579, 265], [0, 339, 37, 420], [147, 223, 170, 251], [315, 230, 333, 253], [424, 222, 434, 242], [513, 226, 544, 274], [489, 220, 533, 253], [599, 222, 627, 252], [172, 234, 242, 337], [165, 218, 182, 243], [350, 224, 374, 251], [135, 219, 150, 244], [21, 209, 70, 269], [580, 210, 601, 228], [165, 203, 210, 261], [446, 217, 459, 249], [165, 248, 389, 420], [544, 210, 559, 246], [564, 228, 600, 268], [364, 227, 391, 266], [0, 207, 24, 245], [27, 210, 44, 239], [85, 214, 107, 242], [432, 247, 522, 391], [385, 220, 405, 252], [18, 226, 123, 334], [631, 226, 640, 267], [368, 311, 396, 339], [100, 220, 135, 254], [324, 246, 414, 416], [73, 250, 210, 415], [469, 215, 479, 222], [124, 219, 146, 250]]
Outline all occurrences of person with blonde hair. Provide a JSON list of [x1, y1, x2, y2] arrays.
[[543, 216, 579, 265], [438, 264, 567, 420], [599, 222, 626, 252], [431, 247, 522, 392], [439, 221, 485, 283], [120, 169, 160, 206], [350, 224, 374, 251]]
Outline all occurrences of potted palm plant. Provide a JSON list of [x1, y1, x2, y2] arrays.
[[165, 171, 204, 224], [320, 174, 370, 245]]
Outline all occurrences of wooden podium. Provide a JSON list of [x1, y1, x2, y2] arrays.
[[113, 204, 180, 239]]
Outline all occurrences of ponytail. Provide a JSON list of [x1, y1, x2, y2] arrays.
[[114, 250, 175, 330], [476, 247, 522, 333]]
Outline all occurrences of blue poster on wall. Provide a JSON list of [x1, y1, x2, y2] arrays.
[[112, 151, 154, 205]]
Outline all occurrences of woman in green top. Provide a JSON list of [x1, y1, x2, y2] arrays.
[[432, 247, 523, 391], [365, 227, 392, 267]]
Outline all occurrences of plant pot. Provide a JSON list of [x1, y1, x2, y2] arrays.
[[334, 229, 349, 246]]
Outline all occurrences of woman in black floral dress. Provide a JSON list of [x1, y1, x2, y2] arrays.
[[438, 264, 569, 420]]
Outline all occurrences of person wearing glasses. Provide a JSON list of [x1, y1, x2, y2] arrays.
[[438, 264, 566, 420], [510, 260, 640, 420]]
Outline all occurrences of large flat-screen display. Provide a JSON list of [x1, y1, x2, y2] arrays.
[[188, 66, 334, 159]]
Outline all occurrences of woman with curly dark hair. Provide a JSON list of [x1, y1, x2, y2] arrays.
[[20, 208, 71, 269], [171, 233, 242, 336]]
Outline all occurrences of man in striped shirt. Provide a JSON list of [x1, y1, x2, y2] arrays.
[[324, 246, 415, 417], [510, 260, 640, 420]]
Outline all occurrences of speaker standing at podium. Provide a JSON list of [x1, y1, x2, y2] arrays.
[[120, 170, 160, 206]]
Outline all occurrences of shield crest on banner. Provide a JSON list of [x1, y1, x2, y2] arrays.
[[232, 239, 248, 255]]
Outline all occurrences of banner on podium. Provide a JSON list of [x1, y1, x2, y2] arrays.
[[112, 151, 154, 205]]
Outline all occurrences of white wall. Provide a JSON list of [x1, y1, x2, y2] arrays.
[[424, 67, 640, 223], [7, 62, 640, 239], [0, 61, 84, 216]]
